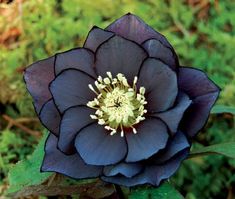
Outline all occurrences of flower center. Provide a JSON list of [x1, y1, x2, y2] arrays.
[[87, 72, 147, 137]]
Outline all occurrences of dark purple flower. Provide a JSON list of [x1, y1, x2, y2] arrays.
[[24, 13, 220, 187]]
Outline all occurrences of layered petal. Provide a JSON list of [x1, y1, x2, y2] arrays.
[[178, 67, 220, 98], [39, 99, 61, 136], [137, 58, 178, 112], [150, 131, 190, 164], [54, 48, 96, 78], [50, 69, 96, 113], [95, 36, 147, 82], [151, 93, 191, 134], [125, 118, 169, 162], [75, 123, 127, 166], [24, 56, 55, 113], [41, 133, 102, 179], [178, 67, 220, 137], [84, 26, 114, 52], [103, 162, 143, 178], [102, 149, 189, 187], [58, 106, 94, 154], [142, 39, 178, 71], [106, 13, 172, 48], [180, 92, 219, 137]]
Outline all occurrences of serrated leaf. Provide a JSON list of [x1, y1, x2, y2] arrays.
[[7, 132, 52, 194], [211, 105, 235, 115], [189, 142, 235, 159], [129, 183, 184, 199]]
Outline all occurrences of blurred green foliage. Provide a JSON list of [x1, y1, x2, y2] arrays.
[[0, 0, 234, 198]]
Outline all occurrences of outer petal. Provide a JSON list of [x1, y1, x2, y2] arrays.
[[151, 93, 191, 134], [39, 99, 61, 136], [102, 149, 189, 187], [95, 36, 147, 82], [180, 92, 219, 137], [125, 118, 169, 162], [50, 69, 96, 113], [142, 39, 178, 71], [84, 26, 114, 52], [54, 48, 96, 78], [41, 133, 102, 179], [103, 163, 143, 178], [178, 67, 220, 137], [24, 56, 55, 113], [178, 67, 220, 98], [75, 123, 127, 166], [137, 58, 178, 112], [58, 106, 94, 154], [150, 131, 190, 164], [106, 13, 172, 48]]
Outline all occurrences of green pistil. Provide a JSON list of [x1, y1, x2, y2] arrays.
[[87, 72, 147, 137]]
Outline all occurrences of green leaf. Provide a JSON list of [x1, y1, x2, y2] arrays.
[[7, 132, 52, 194], [129, 183, 184, 199], [189, 142, 235, 159], [211, 105, 235, 115]]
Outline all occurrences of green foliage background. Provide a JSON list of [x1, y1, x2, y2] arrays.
[[0, 0, 234, 198]]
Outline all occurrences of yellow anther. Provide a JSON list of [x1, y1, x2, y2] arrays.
[[137, 94, 142, 101], [98, 119, 105, 125], [133, 76, 138, 85], [122, 78, 129, 87], [87, 101, 96, 108], [107, 71, 112, 79], [95, 110, 103, 116], [88, 84, 98, 95], [132, 127, 137, 134], [140, 87, 145, 95], [120, 130, 124, 137], [94, 98, 99, 105], [104, 77, 111, 84], [112, 78, 118, 84], [117, 73, 124, 81], [98, 76, 103, 82], [90, 114, 98, 119]]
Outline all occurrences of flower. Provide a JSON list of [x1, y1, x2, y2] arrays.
[[24, 13, 220, 187]]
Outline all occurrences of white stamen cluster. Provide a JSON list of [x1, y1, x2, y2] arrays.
[[87, 72, 147, 137]]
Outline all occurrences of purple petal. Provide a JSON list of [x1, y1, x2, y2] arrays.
[[50, 69, 96, 113], [178, 67, 220, 98], [75, 123, 127, 166], [84, 26, 114, 52], [151, 131, 190, 164], [54, 48, 96, 78], [178, 67, 220, 137], [106, 13, 172, 48], [24, 56, 55, 113], [103, 162, 143, 178], [41, 133, 102, 179], [125, 118, 169, 162], [95, 36, 147, 82], [137, 58, 178, 112], [39, 99, 61, 136], [144, 148, 189, 186], [58, 106, 94, 154], [151, 93, 191, 133], [180, 92, 219, 137], [102, 149, 189, 187], [142, 39, 178, 71]]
